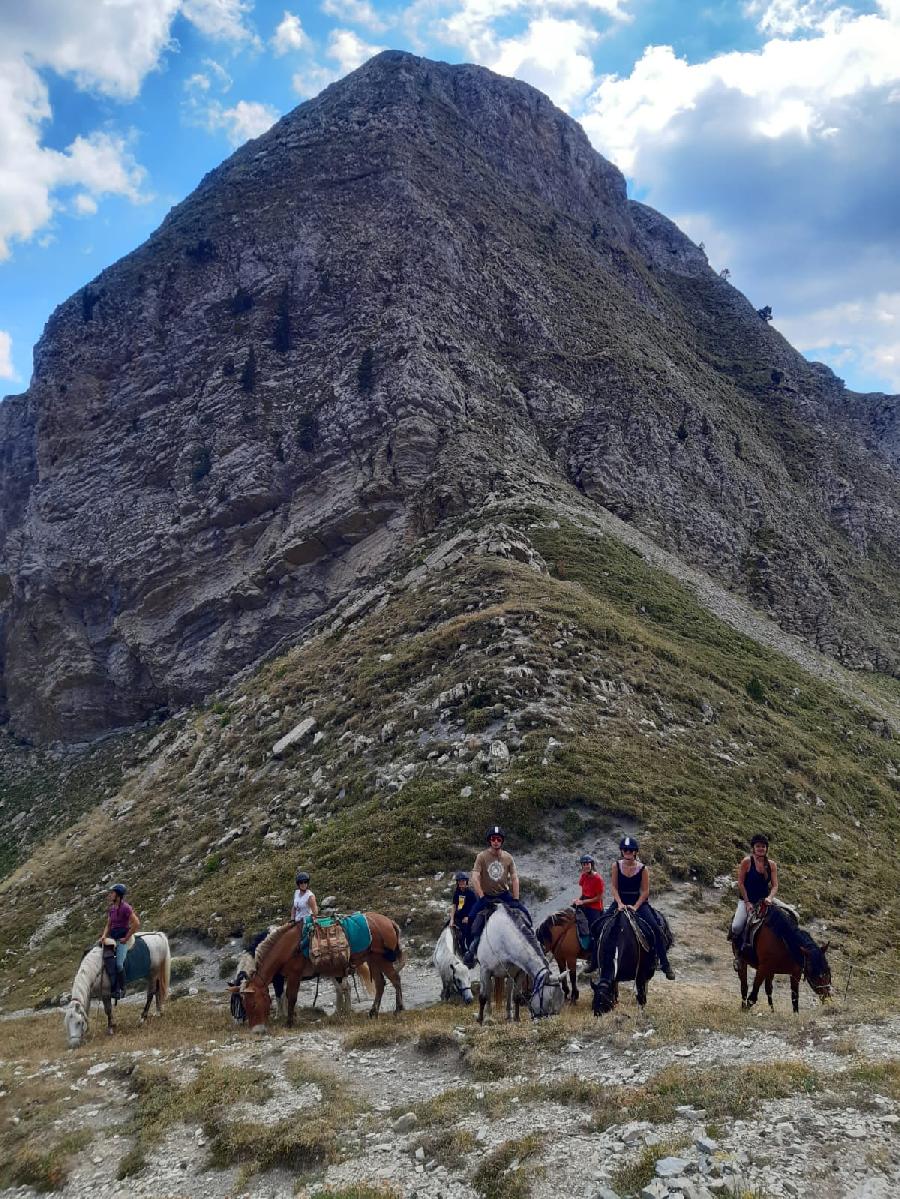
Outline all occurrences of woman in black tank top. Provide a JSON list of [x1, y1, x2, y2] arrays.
[[610, 837, 675, 979], [730, 834, 779, 951]]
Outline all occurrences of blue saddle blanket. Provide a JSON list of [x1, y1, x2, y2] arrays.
[[123, 936, 152, 983], [300, 913, 371, 956]]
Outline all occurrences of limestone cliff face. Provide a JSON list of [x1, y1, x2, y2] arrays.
[[1, 50, 898, 742]]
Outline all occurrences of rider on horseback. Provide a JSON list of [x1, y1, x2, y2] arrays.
[[610, 837, 675, 980], [573, 854, 606, 973], [462, 826, 531, 967], [449, 870, 476, 953], [291, 871, 319, 923], [729, 833, 779, 965], [99, 883, 140, 999]]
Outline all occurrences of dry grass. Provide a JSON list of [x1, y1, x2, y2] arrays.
[[610, 1135, 690, 1196], [472, 1132, 545, 1199]]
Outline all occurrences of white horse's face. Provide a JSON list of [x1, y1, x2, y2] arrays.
[[529, 971, 565, 1019], [449, 960, 474, 1005], [63, 1000, 88, 1048]]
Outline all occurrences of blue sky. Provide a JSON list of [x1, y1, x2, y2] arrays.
[[1, 0, 899, 395]]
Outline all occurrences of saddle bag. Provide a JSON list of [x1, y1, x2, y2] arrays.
[[308, 919, 351, 974]]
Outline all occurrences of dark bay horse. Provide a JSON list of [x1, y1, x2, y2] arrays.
[[536, 910, 592, 1004], [239, 913, 405, 1029], [590, 911, 655, 1015], [737, 909, 832, 1013]]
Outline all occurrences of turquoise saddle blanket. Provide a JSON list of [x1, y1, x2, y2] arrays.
[[300, 912, 371, 956], [123, 936, 152, 983]]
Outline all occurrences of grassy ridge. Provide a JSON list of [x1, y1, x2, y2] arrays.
[[0, 510, 897, 1009]]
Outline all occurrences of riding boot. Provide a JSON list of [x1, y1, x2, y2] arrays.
[[462, 911, 486, 967], [115, 967, 126, 1000]]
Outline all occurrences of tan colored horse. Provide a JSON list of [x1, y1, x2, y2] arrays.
[[239, 913, 405, 1029], [536, 910, 591, 1004]]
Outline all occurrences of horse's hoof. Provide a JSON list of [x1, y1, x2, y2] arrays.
[[106, 1027, 115, 1036]]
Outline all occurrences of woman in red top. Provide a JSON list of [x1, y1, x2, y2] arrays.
[[572, 854, 606, 958]]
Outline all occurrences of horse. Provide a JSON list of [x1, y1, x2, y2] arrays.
[[432, 925, 474, 1005], [63, 933, 171, 1048], [229, 928, 351, 1022], [737, 909, 832, 1013], [536, 909, 593, 1004], [474, 905, 564, 1024], [590, 911, 655, 1016], [238, 912, 404, 1030]]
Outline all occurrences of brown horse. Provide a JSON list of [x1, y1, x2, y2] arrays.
[[737, 913, 832, 1013], [536, 910, 592, 1004], [239, 913, 405, 1029]]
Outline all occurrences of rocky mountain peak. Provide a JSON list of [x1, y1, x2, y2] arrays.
[[0, 53, 898, 743]]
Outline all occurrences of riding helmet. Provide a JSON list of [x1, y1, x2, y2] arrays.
[[579, 854, 595, 866], [486, 825, 506, 842], [749, 833, 769, 848], [454, 870, 470, 882], [295, 871, 311, 884], [111, 883, 127, 897], [619, 836, 639, 852]]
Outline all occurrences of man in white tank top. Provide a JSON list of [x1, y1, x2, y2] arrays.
[[291, 871, 319, 922]]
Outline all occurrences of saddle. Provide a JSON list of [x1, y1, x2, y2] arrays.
[[745, 899, 800, 954]]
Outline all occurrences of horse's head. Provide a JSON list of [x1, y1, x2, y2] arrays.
[[590, 977, 616, 1016], [63, 998, 88, 1048], [449, 959, 474, 1005], [528, 967, 565, 1019], [802, 941, 833, 1001], [237, 976, 271, 1031]]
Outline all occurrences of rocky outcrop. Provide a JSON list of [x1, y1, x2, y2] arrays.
[[1, 50, 898, 742]]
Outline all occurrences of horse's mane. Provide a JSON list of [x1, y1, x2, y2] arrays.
[[71, 945, 104, 1008], [767, 908, 828, 973], [252, 921, 295, 975], [536, 910, 572, 943]]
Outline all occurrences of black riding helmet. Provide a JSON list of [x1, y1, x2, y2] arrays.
[[486, 825, 506, 843], [454, 870, 470, 882], [619, 836, 639, 852], [110, 883, 127, 897], [750, 834, 769, 848], [295, 871, 311, 885], [579, 854, 595, 866]]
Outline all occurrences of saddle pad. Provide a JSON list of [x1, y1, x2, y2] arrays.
[[340, 912, 372, 954], [123, 935, 152, 983]]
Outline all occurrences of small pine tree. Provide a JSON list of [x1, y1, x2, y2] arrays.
[[273, 283, 291, 353], [240, 345, 257, 393], [745, 674, 766, 703], [720, 267, 731, 281], [357, 347, 375, 394], [757, 305, 773, 323]]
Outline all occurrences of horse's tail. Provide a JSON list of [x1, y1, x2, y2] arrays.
[[158, 934, 171, 1004], [356, 961, 376, 996], [390, 920, 405, 971]]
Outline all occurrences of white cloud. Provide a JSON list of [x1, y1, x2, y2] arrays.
[[580, 3, 900, 393], [271, 10, 310, 54], [490, 17, 597, 109], [321, 0, 389, 32], [206, 99, 280, 145], [0, 59, 147, 260], [744, 0, 852, 36], [181, 0, 258, 44], [292, 62, 341, 97], [437, 0, 630, 64], [327, 28, 386, 73], [0, 0, 256, 261], [778, 292, 900, 390], [0, 331, 15, 381], [1, 0, 180, 100], [73, 193, 98, 216]]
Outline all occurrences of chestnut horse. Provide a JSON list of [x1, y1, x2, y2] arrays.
[[737, 915, 832, 1013], [239, 913, 404, 1029], [536, 910, 591, 1004]]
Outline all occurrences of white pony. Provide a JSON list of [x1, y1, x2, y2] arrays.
[[63, 933, 171, 1048], [432, 926, 474, 1005], [474, 906, 564, 1024]]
